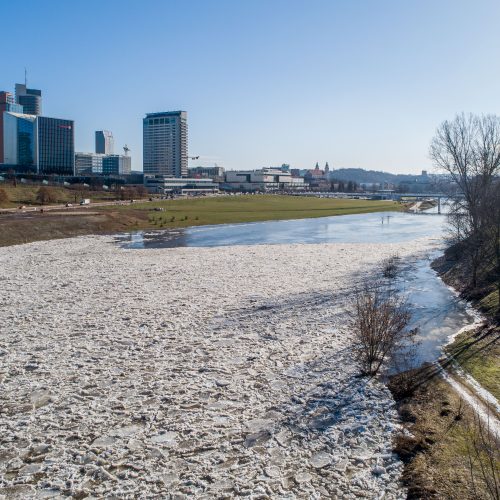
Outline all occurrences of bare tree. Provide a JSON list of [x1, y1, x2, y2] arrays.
[[69, 183, 90, 204], [430, 113, 500, 289], [382, 254, 401, 279], [36, 186, 57, 205], [136, 185, 148, 198], [464, 407, 500, 499], [351, 282, 417, 376], [0, 188, 9, 205]]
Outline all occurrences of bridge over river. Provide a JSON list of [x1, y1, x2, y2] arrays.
[[295, 191, 453, 214]]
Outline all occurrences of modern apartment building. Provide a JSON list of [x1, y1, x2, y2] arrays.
[[15, 83, 42, 115], [95, 130, 114, 154], [0, 91, 24, 163], [143, 111, 187, 177]]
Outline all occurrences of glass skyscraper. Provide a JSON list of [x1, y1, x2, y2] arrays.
[[36, 117, 75, 175], [18, 116, 36, 165], [2, 112, 36, 167], [0, 91, 24, 164], [15, 83, 42, 116], [95, 130, 114, 154]]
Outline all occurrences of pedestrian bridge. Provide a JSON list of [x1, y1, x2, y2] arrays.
[[374, 192, 451, 214]]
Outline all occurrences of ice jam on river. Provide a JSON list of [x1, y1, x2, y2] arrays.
[[0, 234, 441, 498]]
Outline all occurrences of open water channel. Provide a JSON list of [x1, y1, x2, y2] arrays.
[[116, 210, 474, 370]]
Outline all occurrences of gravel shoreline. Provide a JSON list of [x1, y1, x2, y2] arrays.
[[0, 235, 439, 498]]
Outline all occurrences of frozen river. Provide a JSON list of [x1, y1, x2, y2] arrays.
[[116, 211, 444, 248], [116, 210, 472, 370]]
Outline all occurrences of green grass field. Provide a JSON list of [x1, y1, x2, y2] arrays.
[[124, 195, 402, 229]]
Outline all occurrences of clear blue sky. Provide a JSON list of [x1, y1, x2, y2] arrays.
[[2, 0, 500, 173]]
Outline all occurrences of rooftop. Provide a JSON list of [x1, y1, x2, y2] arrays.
[[145, 111, 186, 118]]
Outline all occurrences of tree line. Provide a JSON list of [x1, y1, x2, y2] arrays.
[[351, 112, 500, 379], [430, 113, 500, 313], [330, 180, 359, 192]]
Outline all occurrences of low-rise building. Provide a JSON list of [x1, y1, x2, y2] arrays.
[[75, 152, 105, 175], [144, 175, 219, 194], [103, 154, 131, 176], [188, 165, 225, 181], [224, 168, 305, 191]]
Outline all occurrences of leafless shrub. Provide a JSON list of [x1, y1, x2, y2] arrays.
[[351, 282, 418, 376], [115, 186, 137, 200], [136, 185, 148, 198], [382, 254, 401, 279], [455, 398, 465, 422], [0, 188, 9, 205], [464, 407, 500, 499], [36, 186, 57, 205]]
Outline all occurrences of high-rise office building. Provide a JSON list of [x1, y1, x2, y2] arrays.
[[15, 83, 42, 116], [36, 117, 74, 175], [95, 130, 114, 154], [143, 111, 187, 177], [3, 112, 37, 167], [0, 91, 24, 163]]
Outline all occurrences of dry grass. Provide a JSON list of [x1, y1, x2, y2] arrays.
[[0, 184, 117, 208], [445, 325, 500, 401], [390, 369, 499, 499], [0, 210, 150, 247]]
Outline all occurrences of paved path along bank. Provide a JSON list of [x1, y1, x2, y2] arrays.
[[0, 235, 437, 498]]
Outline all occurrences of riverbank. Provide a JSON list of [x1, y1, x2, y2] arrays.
[[0, 235, 433, 498], [405, 199, 438, 213], [389, 367, 496, 499], [388, 247, 500, 499], [0, 195, 401, 247], [433, 244, 499, 402]]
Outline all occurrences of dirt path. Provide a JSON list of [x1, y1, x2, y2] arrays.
[[439, 360, 500, 439]]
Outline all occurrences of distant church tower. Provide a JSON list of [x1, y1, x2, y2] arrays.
[[324, 162, 330, 174], [315, 162, 320, 170]]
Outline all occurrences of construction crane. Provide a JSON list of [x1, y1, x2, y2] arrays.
[[123, 144, 130, 156]]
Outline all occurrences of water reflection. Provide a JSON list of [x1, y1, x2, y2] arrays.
[[390, 253, 473, 371]]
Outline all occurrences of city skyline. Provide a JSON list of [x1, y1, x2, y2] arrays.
[[3, 0, 500, 173]]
